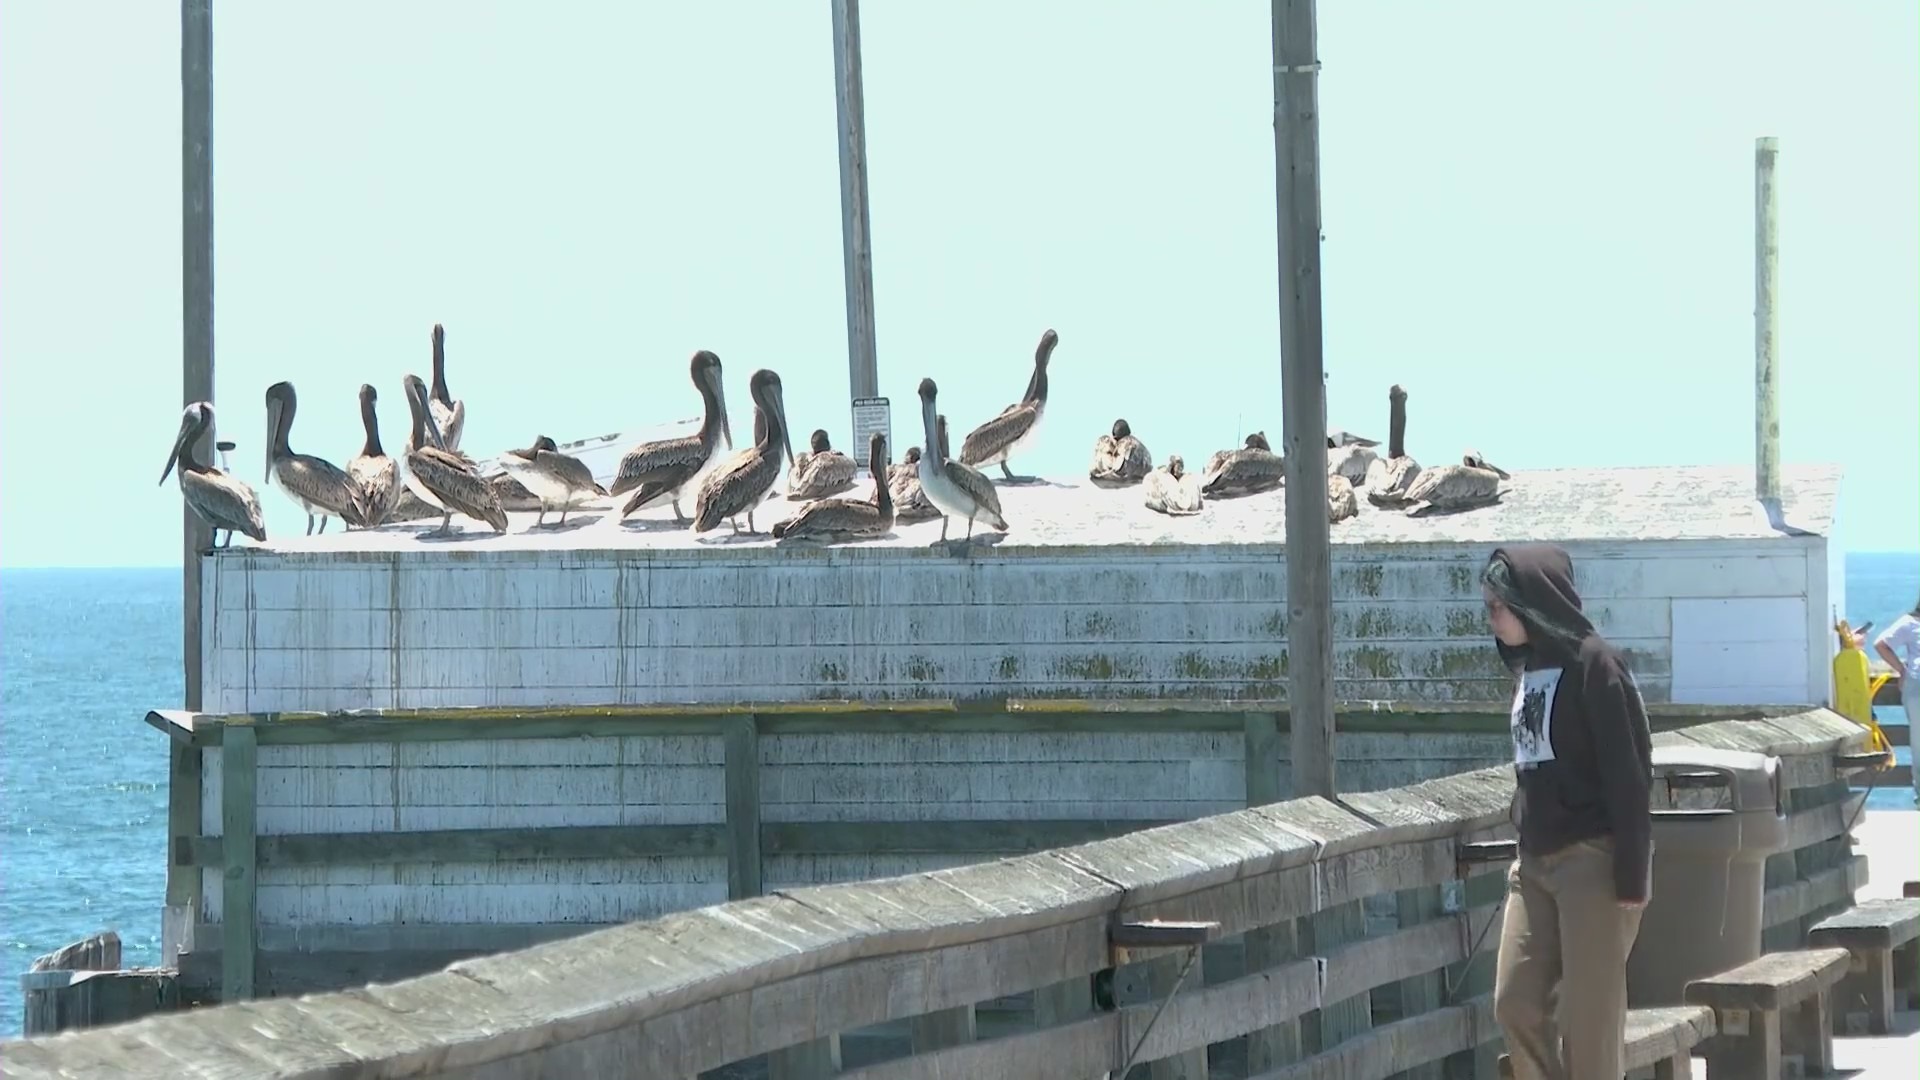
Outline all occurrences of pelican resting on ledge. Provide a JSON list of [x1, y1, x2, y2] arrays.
[[499, 435, 608, 526], [401, 373, 507, 536], [265, 380, 356, 534], [692, 368, 793, 535], [428, 323, 466, 453], [162, 402, 266, 549], [612, 350, 732, 523], [1202, 432, 1284, 498], [773, 432, 894, 544], [1143, 456, 1203, 516], [959, 328, 1056, 483], [888, 447, 940, 522], [919, 378, 1009, 544], [1402, 451, 1511, 516], [788, 429, 857, 500], [346, 383, 402, 529], [1089, 418, 1152, 486], [1364, 384, 1421, 508]]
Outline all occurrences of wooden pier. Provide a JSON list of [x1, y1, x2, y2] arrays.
[[7, 707, 1886, 1077]]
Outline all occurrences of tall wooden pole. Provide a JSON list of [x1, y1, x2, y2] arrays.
[[1753, 137, 1781, 509], [181, 0, 215, 712], [830, 0, 879, 403], [1273, 0, 1334, 799]]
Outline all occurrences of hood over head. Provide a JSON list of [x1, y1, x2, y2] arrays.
[[1485, 542, 1596, 667]]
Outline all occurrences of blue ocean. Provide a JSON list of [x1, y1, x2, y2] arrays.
[[2, 555, 1915, 1036]]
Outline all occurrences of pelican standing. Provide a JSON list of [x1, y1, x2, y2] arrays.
[[612, 350, 733, 522], [1364, 384, 1422, 508], [1403, 451, 1511, 517], [692, 369, 793, 535], [788, 429, 857, 500], [1143, 456, 1204, 516], [888, 447, 940, 522], [498, 435, 608, 526], [428, 323, 465, 453], [1329, 474, 1359, 523], [265, 381, 357, 535], [959, 328, 1057, 483], [162, 402, 266, 549], [773, 432, 894, 543], [918, 378, 1009, 543], [1202, 432, 1285, 498], [400, 373, 507, 536], [346, 383, 402, 529], [1089, 418, 1153, 486]]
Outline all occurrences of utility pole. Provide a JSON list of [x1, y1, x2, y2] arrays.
[[1753, 137, 1781, 513], [181, 0, 214, 712], [1273, 0, 1334, 799], [830, 0, 888, 467]]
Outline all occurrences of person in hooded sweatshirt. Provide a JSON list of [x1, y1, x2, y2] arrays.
[[1484, 544, 1653, 1080]]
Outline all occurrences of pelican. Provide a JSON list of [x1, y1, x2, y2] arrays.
[[400, 374, 507, 536], [959, 328, 1057, 482], [264, 381, 357, 535], [161, 402, 266, 549], [428, 323, 465, 453], [888, 447, 940, 522], [1364, 384, 1422, 508], [1403, 450, 1511, 517], [1202, 432, 1284, 498], [499, 435, 608, 526], [692, 369, 793, 535], [612, 350, 733, 522], [489, 472, 543, 513], [1328, 432, 1380, 488], [918, 378, 1009, 543], [346, 383, 402, 529], [1089, 418, 1152, 486], [1206, 433, 1268, 478], [1143, 456, 1204, 516], [773, 432, 894, 544], [788, 429, 857, 500], [1329, 474, 1359, 523]]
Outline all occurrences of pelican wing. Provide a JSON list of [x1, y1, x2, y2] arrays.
[[1328, 474, 1358, 522], [408, 445, 507, 531], [772, 497, 890, 542], [538, 450, 606, 495], [277, 452, 357, 517], [1365, 456, 1423, 507], [429, 398, 465, 453], [610, 434, 705, 497], [182, 470, 267, 540], [693, 446, 777, 530], [1203, 449, 1285, 496], [942, 459, 1004, 521], [959, 403, 1037, 466], [791, 451, 856, 500]]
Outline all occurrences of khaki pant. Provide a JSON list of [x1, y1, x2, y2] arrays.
[[1493, 837, 1645, 1080]]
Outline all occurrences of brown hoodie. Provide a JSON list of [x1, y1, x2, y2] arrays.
[[1492, 543, 1654, 902]]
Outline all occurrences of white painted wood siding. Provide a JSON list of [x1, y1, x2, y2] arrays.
[[199, 539, 1822, 713]]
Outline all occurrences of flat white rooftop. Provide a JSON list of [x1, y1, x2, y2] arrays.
[[222, 461, 1839, 559]]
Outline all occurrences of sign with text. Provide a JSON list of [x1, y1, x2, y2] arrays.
[[850, 396, 892, 476]]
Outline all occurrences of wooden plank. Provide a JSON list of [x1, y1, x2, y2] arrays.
[[1683, 947, 1849, 1011], [724, 713, 762, 900], [1255, 996, 1496, 1080], [219, 724, 257, 1002], [164, 741, 204, 966], [764, 818, 1170, 855], [183, 824, 728, 867]]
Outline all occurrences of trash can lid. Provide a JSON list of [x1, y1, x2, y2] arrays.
[[1650, 745, 1782, 813]]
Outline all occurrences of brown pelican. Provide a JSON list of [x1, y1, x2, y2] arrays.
[[162, 402, 266, 549], [1089, 418, 1153, 486], [346, 384, 402, 529], [1202, 431, 1284, 498], [772, 432, 894, 544], [387, 488, 443, 523], [428, 323, 465, 453], [1364, 384, 1422, 508], [959, 328, 1057, 482], [1403, 450, 1511, 517], [499, 435, 609, 526], [489, 472, 543, 512], [400, 373, 507, 536], [788, 429, 857, 500], [1328, 431, 1380, 488], [918, 378, 1009, 543], [264, 381, 357, 535], [1206, 433, 1267, 478], [692, 369, 792, 535], [1329, 473, 1359, 523], [612, 351, 732, 522], [888, 447, 941, 522], [1143, 456, 1204, 516]]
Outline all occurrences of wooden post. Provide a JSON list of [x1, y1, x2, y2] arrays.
[[181, 0, 215, 711], [830, 0, 879, 403], [1753, 136, 1781, 509], [1272, 0, 1334, 799]]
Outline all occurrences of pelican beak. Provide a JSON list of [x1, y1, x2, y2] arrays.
[[718, 380, 734, 451], [423, 404, 449, 452], [161, 418, 195, 486], [1487, 460, 1511, 480], [264, 396, 279, 484], [772, 387, 794, 468]]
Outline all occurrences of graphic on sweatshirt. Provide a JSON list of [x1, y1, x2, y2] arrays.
[[1510, 667, 1563, 768]]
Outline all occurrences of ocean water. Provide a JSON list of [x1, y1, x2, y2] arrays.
[[0, 554, 1914, 1037]]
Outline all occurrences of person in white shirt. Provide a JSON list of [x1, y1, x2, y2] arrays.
[[1872, 597, 1920, 804]]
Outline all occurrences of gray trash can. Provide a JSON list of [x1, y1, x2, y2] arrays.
[[1625, 745, 1790, 1006]]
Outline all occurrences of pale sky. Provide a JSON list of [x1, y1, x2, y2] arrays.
[[2, 1, 1915, 568]]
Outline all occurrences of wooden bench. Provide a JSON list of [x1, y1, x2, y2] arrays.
[[1495, 1005, 1716, 1080], [1684, 948, 1849, 1079], [1807, 897, 1920, 1035]]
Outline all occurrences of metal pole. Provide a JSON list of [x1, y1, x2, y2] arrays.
[[831, 0, 879, 403], [181, 0, 215, 712], [1753, 136, 1781, 508], [1273, 0, 1335, 799]]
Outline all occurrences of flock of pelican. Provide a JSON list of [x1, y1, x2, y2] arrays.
[[161, 324, 1513, 552]]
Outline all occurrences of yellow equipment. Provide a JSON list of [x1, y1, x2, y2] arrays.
[[1832, 618, 1894, 758]]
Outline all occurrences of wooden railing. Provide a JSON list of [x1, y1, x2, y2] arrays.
[[8, 708, 1875, 1079]]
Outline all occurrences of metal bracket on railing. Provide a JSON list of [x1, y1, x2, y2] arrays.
[[1454, 839, 1517, 878], [1096, 918, 1220, 1075], [1835, 750, 1892, 773]]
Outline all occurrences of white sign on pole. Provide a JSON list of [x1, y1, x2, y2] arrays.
[[849, 396, 892, 477]]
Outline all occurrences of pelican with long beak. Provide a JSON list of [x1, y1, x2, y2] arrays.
[[772, 432, 894, 544], [918, 378, 1009, 544], [346, 384, 402, 528], [1364, 384, 1422, 507], [959, 328, 1057, 483], [428, 323, 466, 453], [1403, 450, 1511, 516], [612, 350, 733, 522], [162, 402, 266, 549], [265, 381, 357, 534], [400, 373, 507, 536], [692, 368, 792, 535]]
